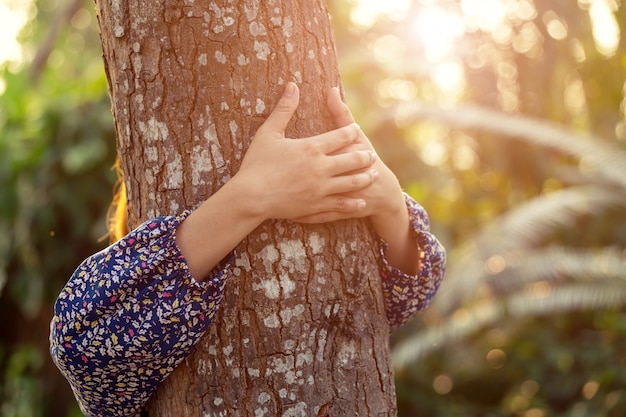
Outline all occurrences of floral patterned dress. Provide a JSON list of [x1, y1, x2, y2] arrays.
[[50, 193, 445, 417]]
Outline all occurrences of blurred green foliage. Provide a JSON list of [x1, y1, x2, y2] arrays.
[[0, 1, 116, 415], [1, 0, 625, 416]]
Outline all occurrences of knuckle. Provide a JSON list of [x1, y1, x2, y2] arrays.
[[351, 172, 368, 188], [310, 162, 326, 179], [275, 98, 294, 113], [276, 101, 290, 111], [339, 125, 356, 144], [306, 138, 323, 156], [350, 151, 363, 167], [350, 174, 360, 188], [357, 150, 370, 167]]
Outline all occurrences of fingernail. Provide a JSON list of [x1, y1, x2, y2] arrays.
[[284, 82, 295, 97], [369, 151, 377, 164], [371, 169, 379, 181], [358, 199, 367, 209]]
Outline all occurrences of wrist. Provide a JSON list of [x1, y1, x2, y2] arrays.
[[175, 176, 267, 280], [370, 181, 406, 233], [226, 173, 269, 224], [370, 196, 409, 241]]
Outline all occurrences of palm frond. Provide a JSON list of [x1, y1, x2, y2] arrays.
[[394, 103, 626, 188], [506, 283, 626, 317], [490, 187, 626, 249], [392, 300, 504, 370], [392, 282, 626, 370], [489, 247, 626, 293], [433, 187, 626, 313]]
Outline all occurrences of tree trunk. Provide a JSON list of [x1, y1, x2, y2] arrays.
[[94, 0, 397, 415]]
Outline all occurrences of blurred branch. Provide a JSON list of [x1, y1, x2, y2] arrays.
[[394, 102, 626, 189], [30, 0, 83, 85]]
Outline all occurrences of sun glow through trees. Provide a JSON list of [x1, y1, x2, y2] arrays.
[[349, 0, 621, 106]]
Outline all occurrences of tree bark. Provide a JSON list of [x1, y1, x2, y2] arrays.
[[94, 0, 397, 415]]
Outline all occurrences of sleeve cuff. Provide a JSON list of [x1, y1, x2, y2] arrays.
[[378, 193, 446, 328]]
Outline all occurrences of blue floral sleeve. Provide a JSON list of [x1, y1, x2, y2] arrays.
[[49, 211, 232, 417], [379, 193, 446, 328]]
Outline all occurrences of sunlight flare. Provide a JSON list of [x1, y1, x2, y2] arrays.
[[461, 0, 507, 32], [349, 0, 411, 27], [587, 0, 620, 57], [410, 5, 465, 62], [0, 0, 32, 66]]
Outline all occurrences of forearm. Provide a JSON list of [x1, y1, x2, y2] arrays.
[[372, 210, 419, 275], [175, 176, 265, 281]]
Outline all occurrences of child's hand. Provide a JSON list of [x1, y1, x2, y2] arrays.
[[295, 87, 420, 275], [293, 87, 407, 226], [233, 82, 379, 222]]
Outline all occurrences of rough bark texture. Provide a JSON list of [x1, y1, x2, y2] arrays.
[[94, 0, 397, 415]]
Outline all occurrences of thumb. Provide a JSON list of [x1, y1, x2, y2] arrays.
[[327, 86, 355, 127], [258, 82, 300, 138]]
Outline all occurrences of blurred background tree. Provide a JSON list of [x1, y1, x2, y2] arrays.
[[0, 0, 624, 416]]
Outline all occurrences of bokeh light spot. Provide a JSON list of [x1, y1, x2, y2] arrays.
[[433, 374, 453, 395], [485, 255, 506, 275], [486, 348, 507, 369], [582, 380, 600, 400], [588, 0, 620, 57]]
